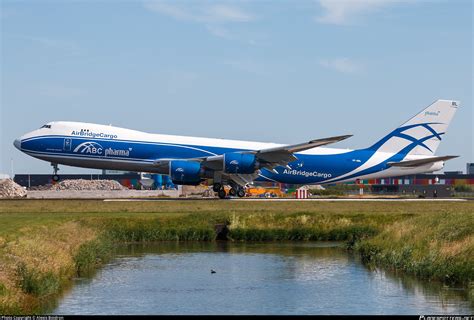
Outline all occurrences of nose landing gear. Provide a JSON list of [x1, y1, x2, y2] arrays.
[[51, 163, 60, 182]]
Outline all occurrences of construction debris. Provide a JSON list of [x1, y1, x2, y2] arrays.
[[0, 179, 28, 198], [30, 179, 128, 191], [182, 185, 214, 197]]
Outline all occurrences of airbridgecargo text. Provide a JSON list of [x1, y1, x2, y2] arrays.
[[71, 130, 117, 139], [283, 169, 332, 179]]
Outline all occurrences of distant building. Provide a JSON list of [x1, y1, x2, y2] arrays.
[[444, 171, 463, 175], [467, 163, 474, 175], [355, 172, 474, 197]]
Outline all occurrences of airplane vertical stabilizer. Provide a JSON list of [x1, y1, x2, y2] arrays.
[[367, 100, 459, 156]]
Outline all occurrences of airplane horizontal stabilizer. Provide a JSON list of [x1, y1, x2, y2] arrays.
[[387, 155, 458, 167]]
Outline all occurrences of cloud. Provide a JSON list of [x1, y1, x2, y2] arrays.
[[319, 58, 363, 74], [315, 0, 403, 25], [144, 1, 255, 23], [144, 1, 256, 41], [144, 1, 193, 21], [206, 4, 254, 22]]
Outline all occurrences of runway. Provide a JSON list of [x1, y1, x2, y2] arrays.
[[104, 197, 469, 202]]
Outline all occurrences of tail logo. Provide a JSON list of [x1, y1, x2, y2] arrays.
[[370, 122, 444, 155]]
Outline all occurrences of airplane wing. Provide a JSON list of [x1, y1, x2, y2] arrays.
[[250, 134, 352, 164], [387, 155, 458, 167], [152, 134, 352, 187], [199, 134, 352, 170], [152, 159, 174, 168]]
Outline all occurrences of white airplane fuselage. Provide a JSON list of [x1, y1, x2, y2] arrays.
[[14, 121, 444, 185]]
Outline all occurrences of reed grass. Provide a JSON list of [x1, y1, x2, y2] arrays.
[[356, 210, 474, 284]]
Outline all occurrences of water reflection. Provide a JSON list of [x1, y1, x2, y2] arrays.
[[54, 242, 472, 315]]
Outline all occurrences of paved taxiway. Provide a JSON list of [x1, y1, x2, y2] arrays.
[[104, 198, 468, 202]]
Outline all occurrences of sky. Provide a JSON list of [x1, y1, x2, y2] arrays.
[[1, 0, 472, 175]]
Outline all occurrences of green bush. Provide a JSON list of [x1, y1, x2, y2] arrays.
[[454, 185, 474, 192]]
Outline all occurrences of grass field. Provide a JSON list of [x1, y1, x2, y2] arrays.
[[0, 199, 473, 313]]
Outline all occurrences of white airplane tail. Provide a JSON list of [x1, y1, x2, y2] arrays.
[[368, 100, 459, 156]]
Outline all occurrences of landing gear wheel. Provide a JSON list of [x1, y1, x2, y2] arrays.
[[218, 189, 227, 199], [237, 188, 245, 198], [229, 188, 236, 197], [51, 163, 60, 182], [213, 183, 222, 192]]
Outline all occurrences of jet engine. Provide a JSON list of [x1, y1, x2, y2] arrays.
[[169, 160, 203, 185], [223, 153, 257, 174]]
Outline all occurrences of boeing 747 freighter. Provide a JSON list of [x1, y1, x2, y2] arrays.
[[14, 100, 459, 198]]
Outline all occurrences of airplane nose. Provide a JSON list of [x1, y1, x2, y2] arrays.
[[13, 138, 21, 150]]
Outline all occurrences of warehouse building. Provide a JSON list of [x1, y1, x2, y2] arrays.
[[357, 172, 473, 197], [467, 163, 474, 175]]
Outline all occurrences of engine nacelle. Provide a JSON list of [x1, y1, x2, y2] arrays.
[[169, 160, 202, 185], [224, 153, 257, 174]]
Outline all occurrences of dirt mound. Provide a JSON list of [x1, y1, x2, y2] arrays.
[[0, 179, 28, 198], [31, 179, 128, 191]]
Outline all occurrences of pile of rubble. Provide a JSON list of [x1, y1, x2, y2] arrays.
[[30, 179, 128, 191], [182, 185, 214, 197], [0, 179, 28, 198]]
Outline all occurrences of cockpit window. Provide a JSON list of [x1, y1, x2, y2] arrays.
[[40, 125, 52, 129]]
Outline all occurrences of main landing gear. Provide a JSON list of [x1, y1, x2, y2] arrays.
[[213, 183, 222, 192], [213, 183, 246, 199], [237, 188, 246, 198], [217, 188, 227, 199], [213, 183, 227, 199], [51, 163, 60, 182]]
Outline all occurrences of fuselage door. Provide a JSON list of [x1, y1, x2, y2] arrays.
[[63, 138, 72, 151]]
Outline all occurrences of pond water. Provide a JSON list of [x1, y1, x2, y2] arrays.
[[54, 242, 472, 315]]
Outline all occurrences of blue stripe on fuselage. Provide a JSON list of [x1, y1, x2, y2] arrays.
[[20, 135, 371, 184]]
